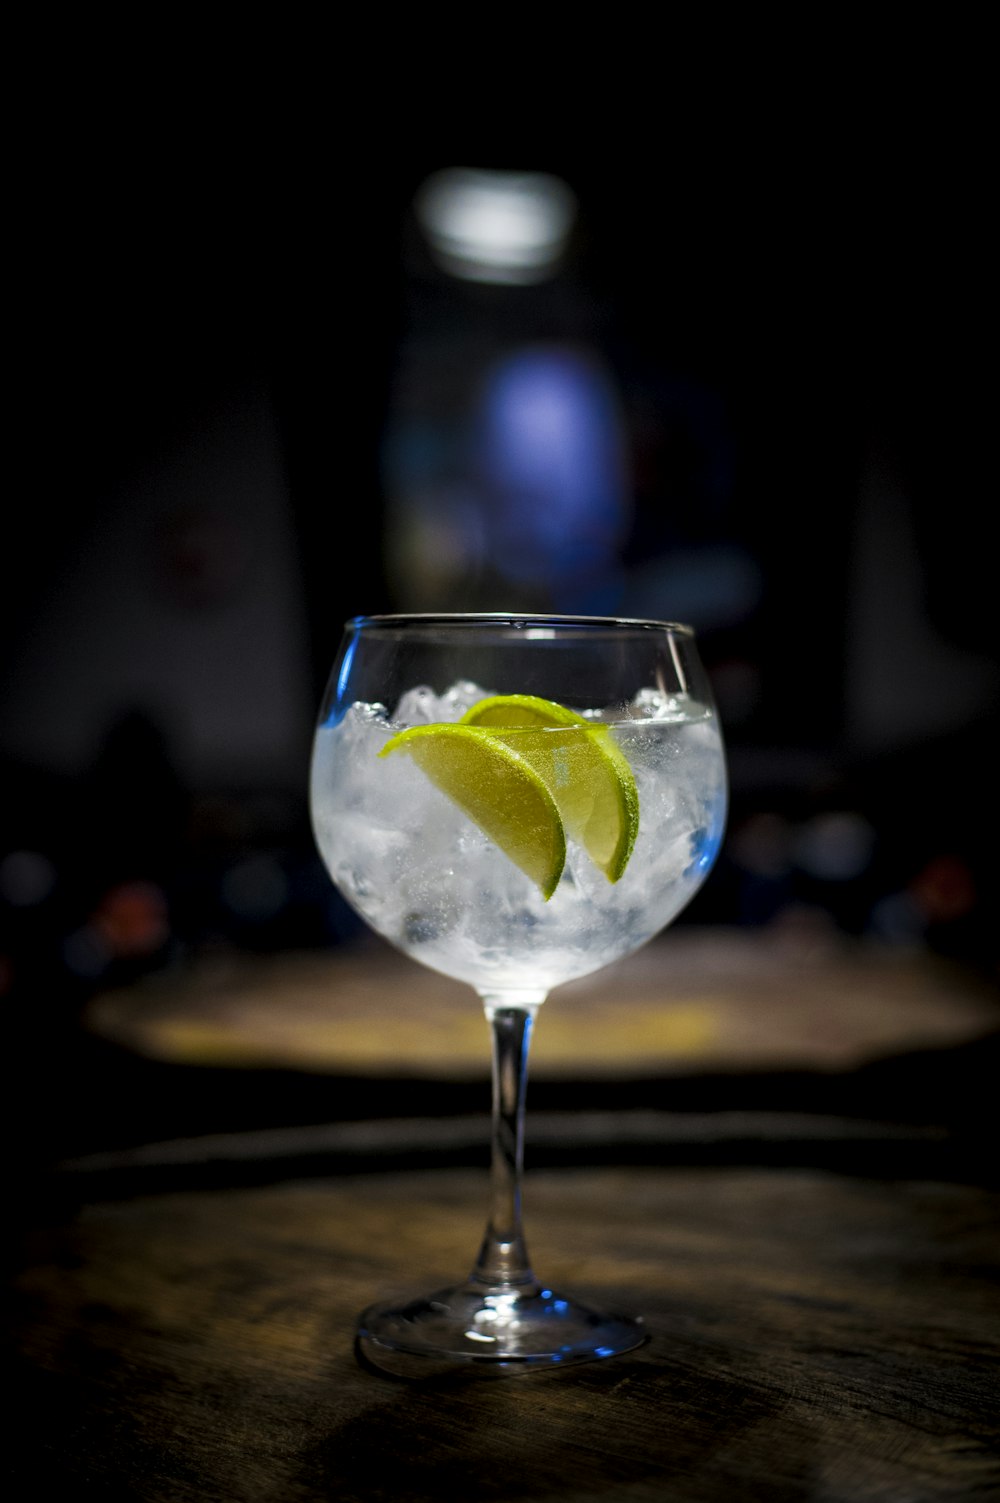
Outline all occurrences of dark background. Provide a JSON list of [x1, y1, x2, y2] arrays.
[[3, 57, 997, 1164]]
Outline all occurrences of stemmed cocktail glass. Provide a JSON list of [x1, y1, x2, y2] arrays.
[[309, 615, 727, 1372]]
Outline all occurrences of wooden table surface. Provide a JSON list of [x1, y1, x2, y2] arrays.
[[9, 1163, 1000, 1502], [8, 930, 1000, 1501]]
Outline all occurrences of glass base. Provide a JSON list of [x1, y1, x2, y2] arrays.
[[356, 1282, 647, 1378]]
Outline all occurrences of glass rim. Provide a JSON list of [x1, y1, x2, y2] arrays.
[[344, 613, 696, 637]]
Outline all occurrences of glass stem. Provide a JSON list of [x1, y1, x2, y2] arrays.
[[469, 998, 544, 1294]]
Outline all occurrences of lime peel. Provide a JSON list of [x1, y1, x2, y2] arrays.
[[379, 723, 566, 900], [462, 694, 640, 884]]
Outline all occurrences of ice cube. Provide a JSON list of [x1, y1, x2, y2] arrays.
[[393, 685, 439, 724], [630, 688, 696, 721], [440, 680, 490, 718], [393, 681, 492, 725]]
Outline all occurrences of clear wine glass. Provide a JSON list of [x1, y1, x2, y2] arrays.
[[309, 614, 727, 1373]]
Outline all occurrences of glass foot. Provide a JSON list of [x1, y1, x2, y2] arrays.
[[356, 1282, 647, 1377]]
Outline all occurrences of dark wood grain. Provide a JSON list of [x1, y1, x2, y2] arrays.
[[9, 1164, 1000, 1501]]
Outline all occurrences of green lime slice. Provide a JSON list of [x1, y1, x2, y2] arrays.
[[461, 693, 590, 730], [461, 694, 640, 883], [379, 723, 566, 900]]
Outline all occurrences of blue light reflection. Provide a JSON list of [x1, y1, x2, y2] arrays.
[[475, 346, 631, 612], [327, 634, 359, 726]]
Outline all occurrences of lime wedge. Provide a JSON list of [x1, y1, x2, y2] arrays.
[[461, 693, 590, 731], [379, 723, 566, 899], [461, 694, 640, 883]]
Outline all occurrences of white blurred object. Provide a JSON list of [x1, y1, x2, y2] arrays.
[[414, 167, 577, 284]]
